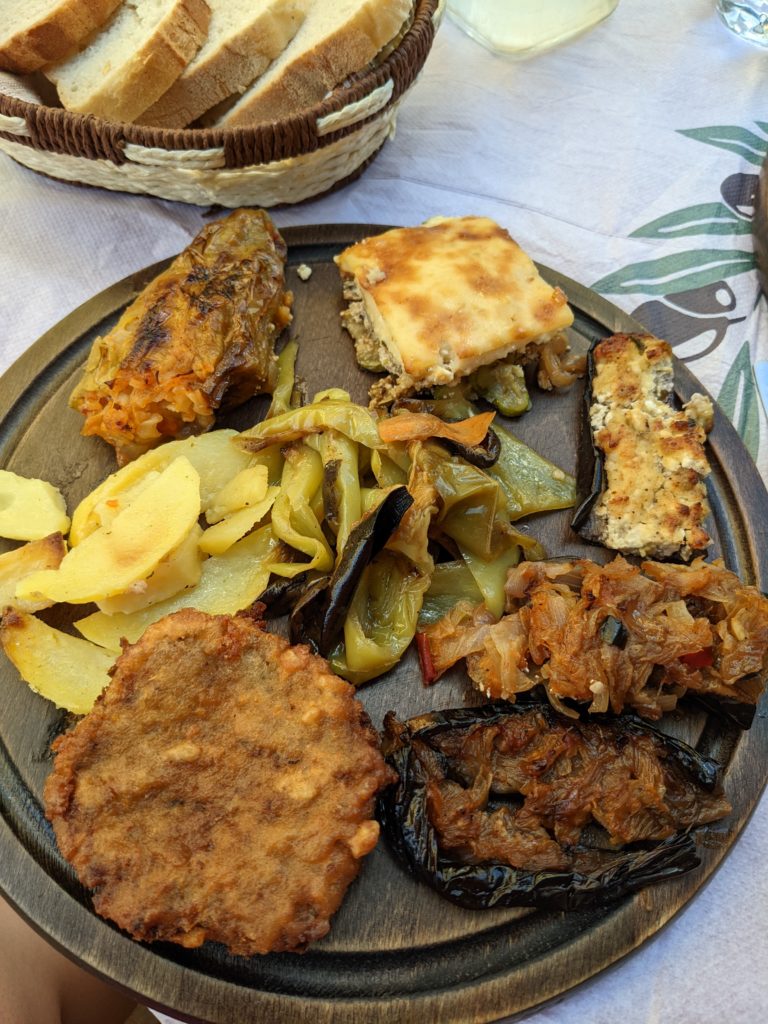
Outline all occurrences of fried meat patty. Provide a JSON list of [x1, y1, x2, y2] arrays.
[[44, 609, 393, 955]]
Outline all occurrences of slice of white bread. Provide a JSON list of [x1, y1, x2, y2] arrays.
[[0, 0, 123, 74], [216, 0, 413, 127], [46, 0, 211, 123], [138, 0, 311, 128]]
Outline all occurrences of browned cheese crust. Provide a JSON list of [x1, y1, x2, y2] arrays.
[[589, 333, 713, 560], [69, 208, 292, 465], [44, 609, 393, 955], [334, 216, 575, 406]]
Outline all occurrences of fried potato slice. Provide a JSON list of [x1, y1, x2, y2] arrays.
[[199, 488, 279, 556], [0, 610, 114, 714], [205, 465, 269, 524], [77, 525, 283, 651], [69, 430, 252, 545], [97, 525, 204, 615], [0, 533, 67, 612], [0, 470, 70, 541], [16, 457, 200, 606]]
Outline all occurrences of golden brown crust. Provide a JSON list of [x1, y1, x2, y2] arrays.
[[0, 0, 123, 74], [139, 0, 311, 129], [44, 609, 393, 955], [335, 217, 574, 399], [48, 0, 212, 123], [69, 208, 291, 465], [219, 0, 413, 125]]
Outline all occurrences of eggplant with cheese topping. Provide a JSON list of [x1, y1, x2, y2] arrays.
[[572, 332, 713, 561]]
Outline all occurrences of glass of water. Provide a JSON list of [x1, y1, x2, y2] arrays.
[[717, 0, 768, 44], [446, 0, 620, 58]]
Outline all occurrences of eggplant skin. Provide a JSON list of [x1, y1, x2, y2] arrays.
[[289, 485, 413, 657], [69, 209, 292, 465], [379, 702, 728, 912]]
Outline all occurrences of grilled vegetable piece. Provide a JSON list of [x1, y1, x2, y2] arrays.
[[466, 358, 531, 416], [396, 390, 576, 519], [420, 556, 768, 723], [69, 209, 292, 465], [572, 333, 713, 561], [289, 485, 413, 657], [377, 411, 496, 448], [379, 702, 731, 911]]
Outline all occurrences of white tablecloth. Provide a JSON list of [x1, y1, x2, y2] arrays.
[[1, 1, 766, 1021]]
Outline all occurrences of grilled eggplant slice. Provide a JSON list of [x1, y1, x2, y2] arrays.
[[289, 485, 413, 656], [572, 333, 713, 561], [70, 209, 292, 465], [379, 702, 730, 911]]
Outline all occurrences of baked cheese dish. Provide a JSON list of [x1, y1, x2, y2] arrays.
[[335, 216, 575, 405], [587, 333, 713, 560]]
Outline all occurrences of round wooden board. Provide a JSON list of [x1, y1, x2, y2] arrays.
[[1, 224, 767, 1024]]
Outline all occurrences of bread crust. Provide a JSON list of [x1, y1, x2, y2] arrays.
[[0, 0, 123, 74], [139, 0, 311, 129], [218, 0, 413, 126], [49, 0, 212, 123]]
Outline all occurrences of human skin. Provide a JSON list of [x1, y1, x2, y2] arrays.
[[0, 895, 138, 1024]]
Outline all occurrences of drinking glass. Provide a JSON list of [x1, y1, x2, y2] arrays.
[[446, 0, 620, 58], [717, 1, 768, 45]]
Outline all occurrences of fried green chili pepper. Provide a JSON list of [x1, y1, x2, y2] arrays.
[[320, 432, 362, 561], [236, 400, 383, 454], [419, 561, 484, 626], [269, 443, 334, 578], [467, 359, 531, 416], [489, 423, 575, 521], [331, 551, 431, 684], [289, 486, 413, 659], [266, 340, 300, 418]]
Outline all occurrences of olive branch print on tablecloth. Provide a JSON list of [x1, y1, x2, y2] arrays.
[[592, 123, 767, 461]]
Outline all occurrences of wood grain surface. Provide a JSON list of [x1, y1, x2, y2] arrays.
[[0, 224, 766, 1024]]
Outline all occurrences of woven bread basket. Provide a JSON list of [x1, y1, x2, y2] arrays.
[[0, 0, 442, 207]]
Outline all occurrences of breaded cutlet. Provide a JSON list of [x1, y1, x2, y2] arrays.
[[44, 608, 393, 956]]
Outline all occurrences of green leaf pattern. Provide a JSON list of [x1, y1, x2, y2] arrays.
[[592, 249, 755, 296], [591, 122, 767, 462], [629, 203, 752, 239], [717, 342, 760, 462], [676, 125, 768, 166]]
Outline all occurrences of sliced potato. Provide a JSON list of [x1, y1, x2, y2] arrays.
[[199, 488, 279, 556], [0, 610, 114, 714], [97, 525, 204, 615], [16, 457, 200, 605], [91, 470, 162, 534], [69, 430, 252, 545], [0, 533, 67, 612], [77, 525, 283, 651], [0, 470, 70, 541], [205, 465, 269, 524]]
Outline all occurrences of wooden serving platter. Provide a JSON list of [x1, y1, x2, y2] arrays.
[[1, 224, 767, 1024]]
